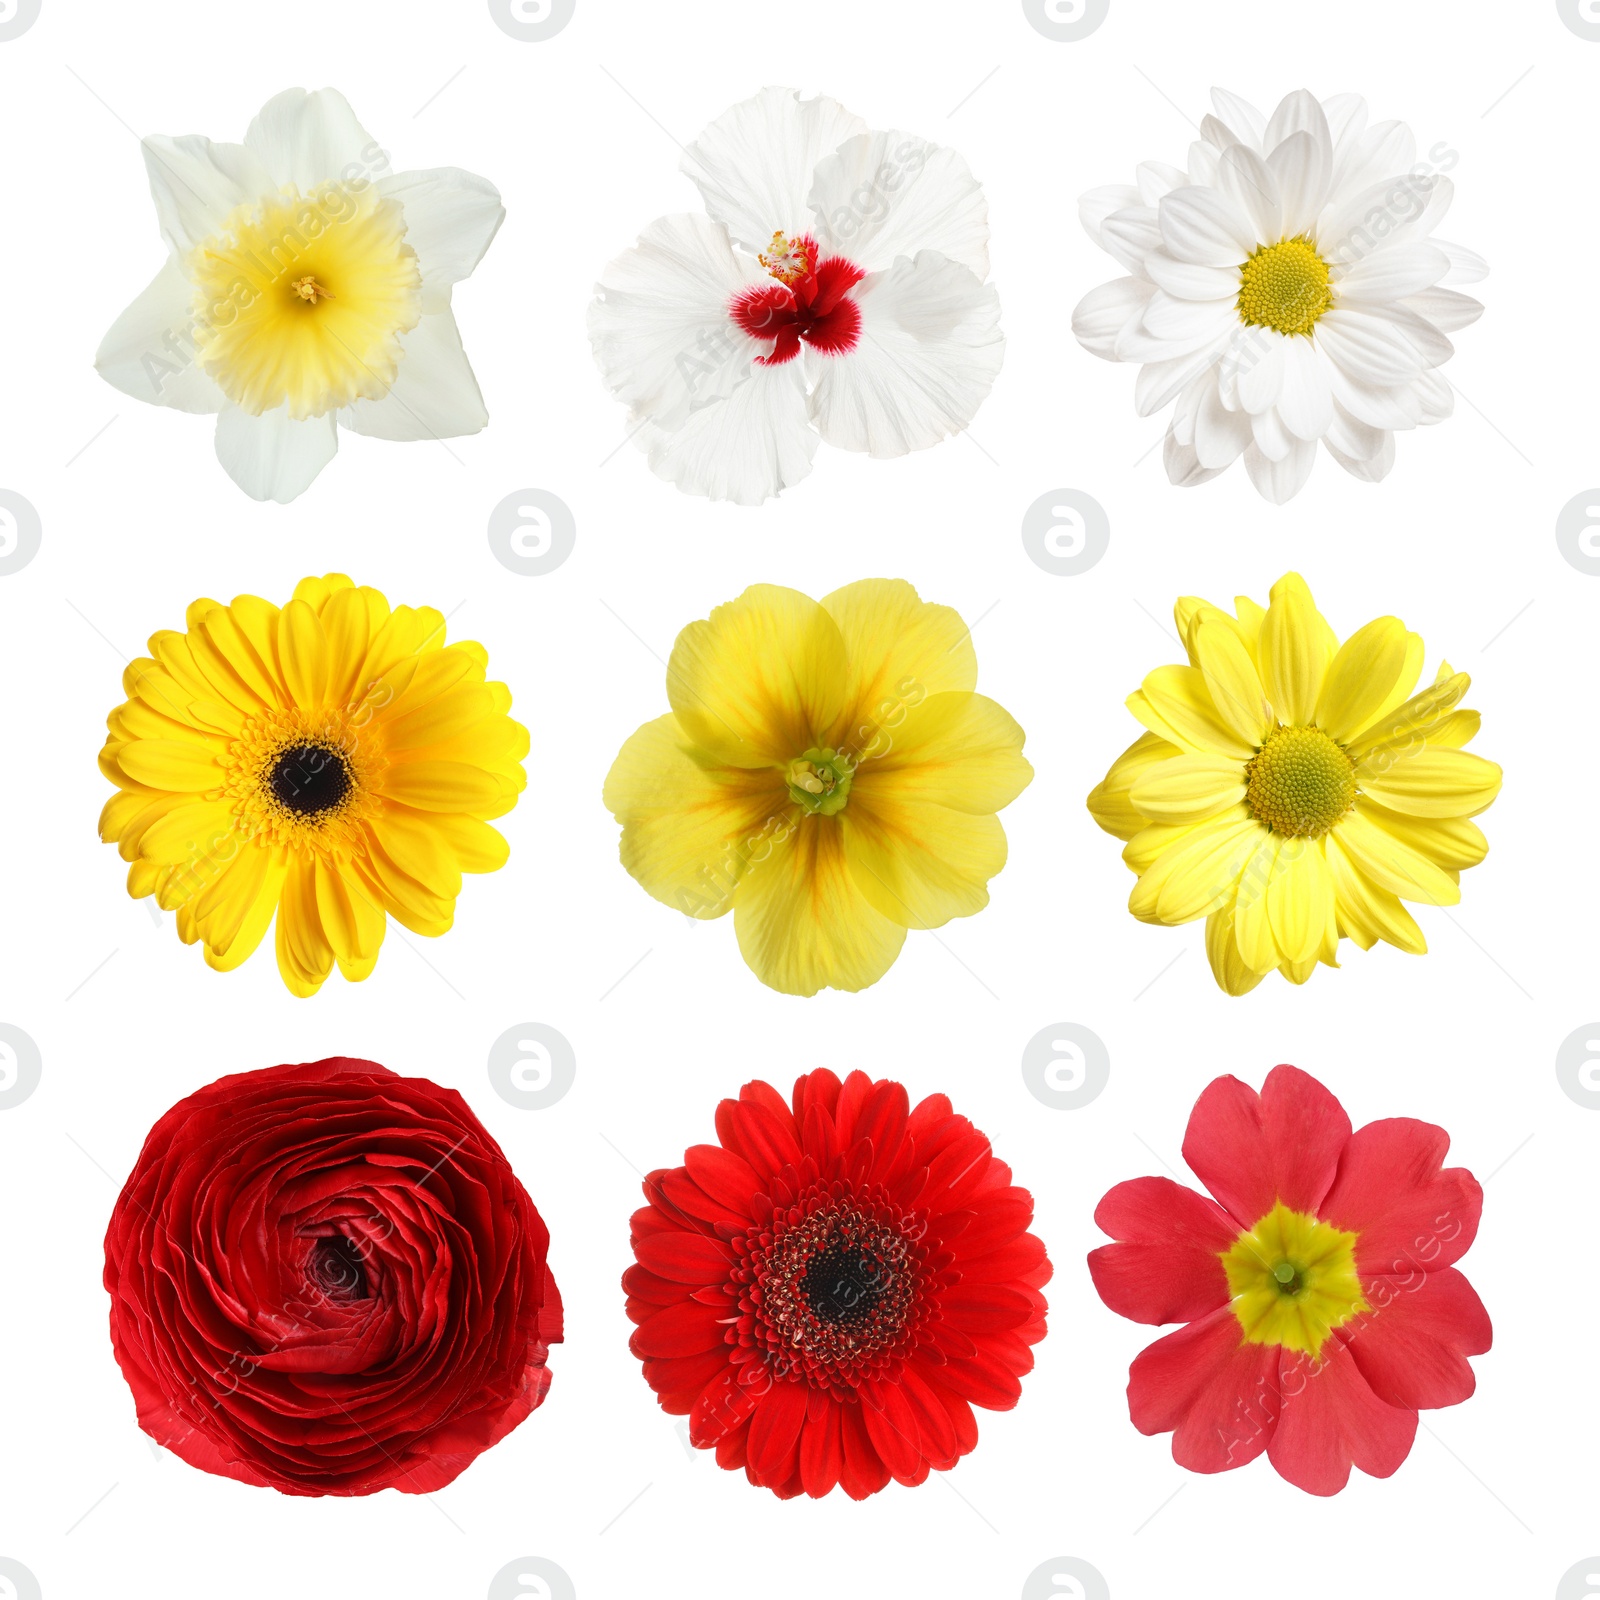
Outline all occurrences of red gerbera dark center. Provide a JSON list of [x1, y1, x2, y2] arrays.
[[735, 1182, 931, 1396], [731, 231, 866, 367]]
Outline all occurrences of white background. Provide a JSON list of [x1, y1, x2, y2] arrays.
[[1, 2, 1596, 1597]]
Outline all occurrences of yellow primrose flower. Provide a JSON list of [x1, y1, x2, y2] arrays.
[[1087, 573, 1501, 995], [98, 574, 527, 997], [604, 581, 1032, 996]]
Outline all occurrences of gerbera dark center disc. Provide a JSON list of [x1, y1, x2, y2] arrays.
[[269, 743, 352, 816], [802, 1240, 892, 1326]]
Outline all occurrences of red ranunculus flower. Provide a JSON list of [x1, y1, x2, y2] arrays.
[[625, 1069, 1051, 1499], [103, 1057, 561, 1496], [1089, 1064, 1490, 1495]]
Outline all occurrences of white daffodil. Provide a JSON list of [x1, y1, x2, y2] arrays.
[[589, 86, 1004, 505], [1073, 88, 1486, 503], [96, 88, 503, 503]]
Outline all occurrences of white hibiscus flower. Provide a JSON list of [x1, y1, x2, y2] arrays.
[[96, 88, 503, 503], [1072, 88, 1487, 503], [589, 86, 1004, 505]]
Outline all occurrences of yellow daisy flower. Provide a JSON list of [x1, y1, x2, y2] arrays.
[[604, 581, 1032, 996], [1087, 573, 1501, 995], [98, 574, 527, 997]]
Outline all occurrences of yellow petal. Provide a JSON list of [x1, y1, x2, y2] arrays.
[[1132, 666, 1255, 760], [274, 856, 334, 997], [1313, 617, 1421, 742], [1123, 819, 1206, 875], [1334, 807, 1460, 906], [381, 760, 512, 814], [1175, 596, 1246, 665], [734, 817, 906, 996], [321, 584, 388, 708], [315, 857, 386, 966], [817, 579, 978, 746], [1192, 620, 1272, 745], [842, 797, 1007, 930], [136, 800, 239, 867], [115, 739, 224, 793], [368, 807, 464, 902], [1206, 907, 1267, 996], [604, 714, 791, 919], [667, 585, 848, 767], [1357, 748, 1501, 819], [853, 693, 1031, 815], [277, 598, 330, 710], [1258, 573, 1332, 725], [1232, 832, 1282, 973], [1266, 837, 1334, 965], [1233, 595, 1267, 656], [1129, 753, 1247, 824], [1087, 731, 1181, 840], [382, 685, 495, 752], [1345, 671, 1470, 763], [1324, 833, 1426, 955], [1128, 811, 1258, 925]]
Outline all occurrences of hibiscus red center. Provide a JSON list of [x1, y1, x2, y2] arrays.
[[730, 231, 865, 367], [736, 1184, 930, 1395]]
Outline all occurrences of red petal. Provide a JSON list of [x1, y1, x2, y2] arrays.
[[629, 1300, 726, 1359], [1127, 1306, 1282, 1474], [1182, 1064, 1352, 1226], [1319, 1118, 1483, 1277], [949, 1192, 1033, 1257], [940, 1282, 1036, 1333], [863, 1379, 928, 1485], [938, 1349, 1022, 1410], [1269, 1340, 1417, 1495], [837, 1399, 890, 1499], [715, 1098, 803, 1177], [644, 1348, 731, 1412], [900, 1366, 959, 1469], [799, 1401, 843, 1498], [955, 1233, 1050, 1284], [689, 1365, 761, 1448], [1340, 1267, 1491, 1410], [746, 1380, 808, 1487], [621, 1265, 683, 1308], [792, 1067, 842, 1124], [832, 1070, 873, 1146], [1088, 1176, 1235, 1325], [633, 1231, 734, 1284], [681, 1145, 762, 1217]]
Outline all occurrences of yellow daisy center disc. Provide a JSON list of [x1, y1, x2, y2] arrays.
[[1236, 235, 1334, 338], [187, 188, 422, 418], [1244, 725, 1355, 838], [1222, 1202, 1367, 1357]]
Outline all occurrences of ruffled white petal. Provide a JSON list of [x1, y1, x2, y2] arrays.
[[340, 309, 486, 441], [637, 361, 816, 505], [244, 87, 381, 193], [589, 212, 764, 433], [95, 258, 227, 413], [806, 251, 1002, 456], [378, 168, 504, 313], [681, 86, 865, 253], [809, 131, 988, 277], [141, 135, 274, 255], [215, 406, 337, 503]]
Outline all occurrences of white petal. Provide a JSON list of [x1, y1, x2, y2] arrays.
[[1268, 130, 1332, 237], [1327, 364, 1422, 431], [1136, 336, 1230, 416], [1413, 369, 1454, 423], [1170, 372, 1204, 446], [1401, 286, 1483, 333], [806, 251, 1002, 456], [1072, 277, 1153, 360], [1187, 140, 1223, 187], [1332, 120, 1417, 196], [1323, 94, 1369, 152], [1159, 187, 1254, 267], [1327, 400, 1387, 461], [1136, 161, 1189, 206], [1315, 309, 1424, 386], [1141, 290, 1234, 343], [1277, 338, 1335, 440], [378, 168, 504, 313], [1264, 91, 1332, 159], [96, 257, 226, 413], [1194, 371, 1252, 468], [1346, 302, 1453, 368], [1209, 89, 1268, 148], [1145, 251, 1239, 301], [1327, 430, 1395, 482], [1216, 144, 1280, 242], [1251, 405, 1293, 462], [1099, 207, 1164, 277], [589, 212, 763, 433], [215, 406, 337, 503], [1080, 184, 1144, 245], [810, 132, 988, 277], [1436, 241, 1489, 286], [244, 88, 381, 192], [680, 87, 865, 253], [340, 309, 486, 441], [1244, 436, 1316, 503], [1166, 429, 1228, 487], [1335, 242, 1449, 303], [1320, 175, 1451, 266], [141, 134, 274, 255], [1237, 329, 1290, 415], [638, 361, 816, 505]]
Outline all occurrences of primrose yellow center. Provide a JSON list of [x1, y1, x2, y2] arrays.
[[186, 187, 422, 418], [786, 747, 853, 816], [1236, 235, 1334, 338], [1222, 1201, 1367, 1357], [1244, 725, 1356, 838]]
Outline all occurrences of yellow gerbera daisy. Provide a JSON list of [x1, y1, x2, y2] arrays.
[[604, 580, 1032, 996], [1087, 573, 1501, 995], [98, 574, 528, 997]]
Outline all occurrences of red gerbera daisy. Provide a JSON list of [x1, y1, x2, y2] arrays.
[[624, 1069, 1051, 1499], [1089, 1064, 1491, 1496]]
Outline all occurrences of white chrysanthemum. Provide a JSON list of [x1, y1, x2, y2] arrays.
[[96, 88, 504, 503], [589, 87, 1004, 505], [1072, 88, 1486, 503]]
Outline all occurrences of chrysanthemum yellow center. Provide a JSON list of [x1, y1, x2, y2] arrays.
[[1222, 1201, 1367, 1356], [186, 188, 422, 419], [224, 707, 384, 854], [1237, 236, 1334, 338], [786, 747, 853, 815], [1244, 725, 1355, 837]]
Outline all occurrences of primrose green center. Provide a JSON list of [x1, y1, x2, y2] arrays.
[[787, 747, 853, 816], [1244, 725, 1356, 838], [1237, 235, 1334, 338]]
